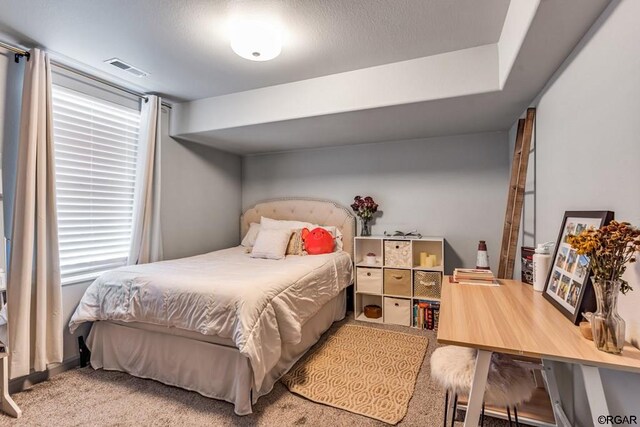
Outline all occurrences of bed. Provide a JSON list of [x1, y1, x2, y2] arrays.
[[69, 198, 355, 415]]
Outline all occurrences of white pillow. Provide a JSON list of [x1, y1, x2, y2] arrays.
[[250, 228, 292, 260], [260, 216, 344, 252], [241, 222, 261, 247], [260, 216, 313, 231]]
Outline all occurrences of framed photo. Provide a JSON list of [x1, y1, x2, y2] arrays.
[[543, 210, 614, 324]]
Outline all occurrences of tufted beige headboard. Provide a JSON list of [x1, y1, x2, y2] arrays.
[[241, 198, 356, 258]]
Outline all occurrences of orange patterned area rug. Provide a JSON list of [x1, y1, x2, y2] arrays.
[[281, 324, 429, 425]]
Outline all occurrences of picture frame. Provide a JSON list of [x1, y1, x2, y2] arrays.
[[543, 210, 614, 324]]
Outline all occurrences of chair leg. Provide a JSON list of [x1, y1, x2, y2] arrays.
[[450, 394, 458, 427], [481, 403, 485, 427], [514, 406, 520, 427], [507, 406, 513, 427], [443, 390, 449, 427]]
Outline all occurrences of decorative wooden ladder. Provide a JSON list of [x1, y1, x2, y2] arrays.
[[498, 108, 536, 279]]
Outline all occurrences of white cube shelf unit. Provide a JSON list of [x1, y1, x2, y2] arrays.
[[353, 236, 445, 328]]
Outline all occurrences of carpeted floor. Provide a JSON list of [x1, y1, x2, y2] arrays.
[[0, 317, 511, 426]]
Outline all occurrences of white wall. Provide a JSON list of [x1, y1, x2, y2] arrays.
[[243, 132, 510, 273], [522, 0, 640, 423]]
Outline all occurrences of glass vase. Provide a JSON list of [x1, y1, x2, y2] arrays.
[[360, 220, 371, 236], [590, 278, 626, 354]]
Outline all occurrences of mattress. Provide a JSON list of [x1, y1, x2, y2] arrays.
[[69, 246, 353, 390]]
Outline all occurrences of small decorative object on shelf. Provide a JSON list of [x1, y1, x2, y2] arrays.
[[476, 240, 490, 269], [418, 252, 437, 268], [568, 221, 640, 354], [384, 230, 423, 239], [363, 305, 382, 319], [365, 252, 377, 265], [350, 195, 378, 236]]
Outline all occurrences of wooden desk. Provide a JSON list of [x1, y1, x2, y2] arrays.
[[437, 277, 640, 427]]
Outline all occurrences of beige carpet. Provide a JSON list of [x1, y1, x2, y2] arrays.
[[282, 324, 428, 425], [0, 317, 512, 427]]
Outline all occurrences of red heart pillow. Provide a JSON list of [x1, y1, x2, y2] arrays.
[[301, 227, 334, 255]]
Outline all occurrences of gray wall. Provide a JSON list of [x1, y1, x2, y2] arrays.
[[515, 0, 640, 424], [243, 132, 511, 273], [0, 47, 24, 268], [160, 109, 242, 260]]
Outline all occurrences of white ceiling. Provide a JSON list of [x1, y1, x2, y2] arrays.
[[172, 0, 612, 154], [0, 0, 510, 101], [0, 0, 612, 155]]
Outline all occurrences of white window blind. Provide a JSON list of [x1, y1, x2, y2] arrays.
[[51, 85, 141, 284]]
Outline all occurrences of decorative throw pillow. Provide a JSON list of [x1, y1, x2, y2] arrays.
[[286, 229, 306, 256], [260, 216, 344, 251], [250, 228, 292, 260], [302, 227, 335, 255], [241, 222, 261, 247]]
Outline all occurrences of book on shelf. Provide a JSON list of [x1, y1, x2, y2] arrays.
[[413, 299, 440, 330]]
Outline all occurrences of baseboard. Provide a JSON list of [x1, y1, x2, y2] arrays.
[[9, 356, 80, 394]]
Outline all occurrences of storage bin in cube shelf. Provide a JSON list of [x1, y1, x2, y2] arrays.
[[413, 271, 442, 299], [356, 267, 383, 294], [384, 241, 412, 268], [384, 297, 411, 326], [384, 268, 411, 297]]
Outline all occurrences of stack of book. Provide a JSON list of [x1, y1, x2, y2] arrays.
[[413, 299, 440, 330], [453, 268, 499, 286]]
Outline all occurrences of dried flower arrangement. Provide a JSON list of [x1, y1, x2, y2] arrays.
[[568, 220, 640, 353], [568, 221, 640, 294]]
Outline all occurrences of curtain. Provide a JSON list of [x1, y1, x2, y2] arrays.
[[128, 95, 163, 264], [7, 49, 63, 378]]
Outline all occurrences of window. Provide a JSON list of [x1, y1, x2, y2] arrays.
[[51, 85, 141, 284]]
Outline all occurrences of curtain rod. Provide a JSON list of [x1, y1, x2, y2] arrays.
[[0, 40, 172, 109]]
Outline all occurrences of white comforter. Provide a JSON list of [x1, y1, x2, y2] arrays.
[[69, 246, 353, 390]]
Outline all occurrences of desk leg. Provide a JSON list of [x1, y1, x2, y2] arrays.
[[0, 356, 21, 418], [581, 365, 610, 426], [542, 359, 571, 427], [463, 350, 492, 427]]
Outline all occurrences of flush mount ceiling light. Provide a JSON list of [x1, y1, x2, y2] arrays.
[[230, 19, 282, 61]]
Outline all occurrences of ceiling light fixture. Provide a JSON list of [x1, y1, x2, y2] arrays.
[[230, 19, 282, 61]]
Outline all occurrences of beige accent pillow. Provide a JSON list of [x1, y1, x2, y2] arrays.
[[286, 229, 306, 256], [250, 228, 292, 260]]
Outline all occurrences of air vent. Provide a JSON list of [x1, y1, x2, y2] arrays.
[[104, 58, 149, 77]]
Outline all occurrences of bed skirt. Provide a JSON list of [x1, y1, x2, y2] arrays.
[[86, 290, 346, 415]]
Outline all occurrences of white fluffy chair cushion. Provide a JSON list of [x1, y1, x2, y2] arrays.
[[430, 346, 535, 407]]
